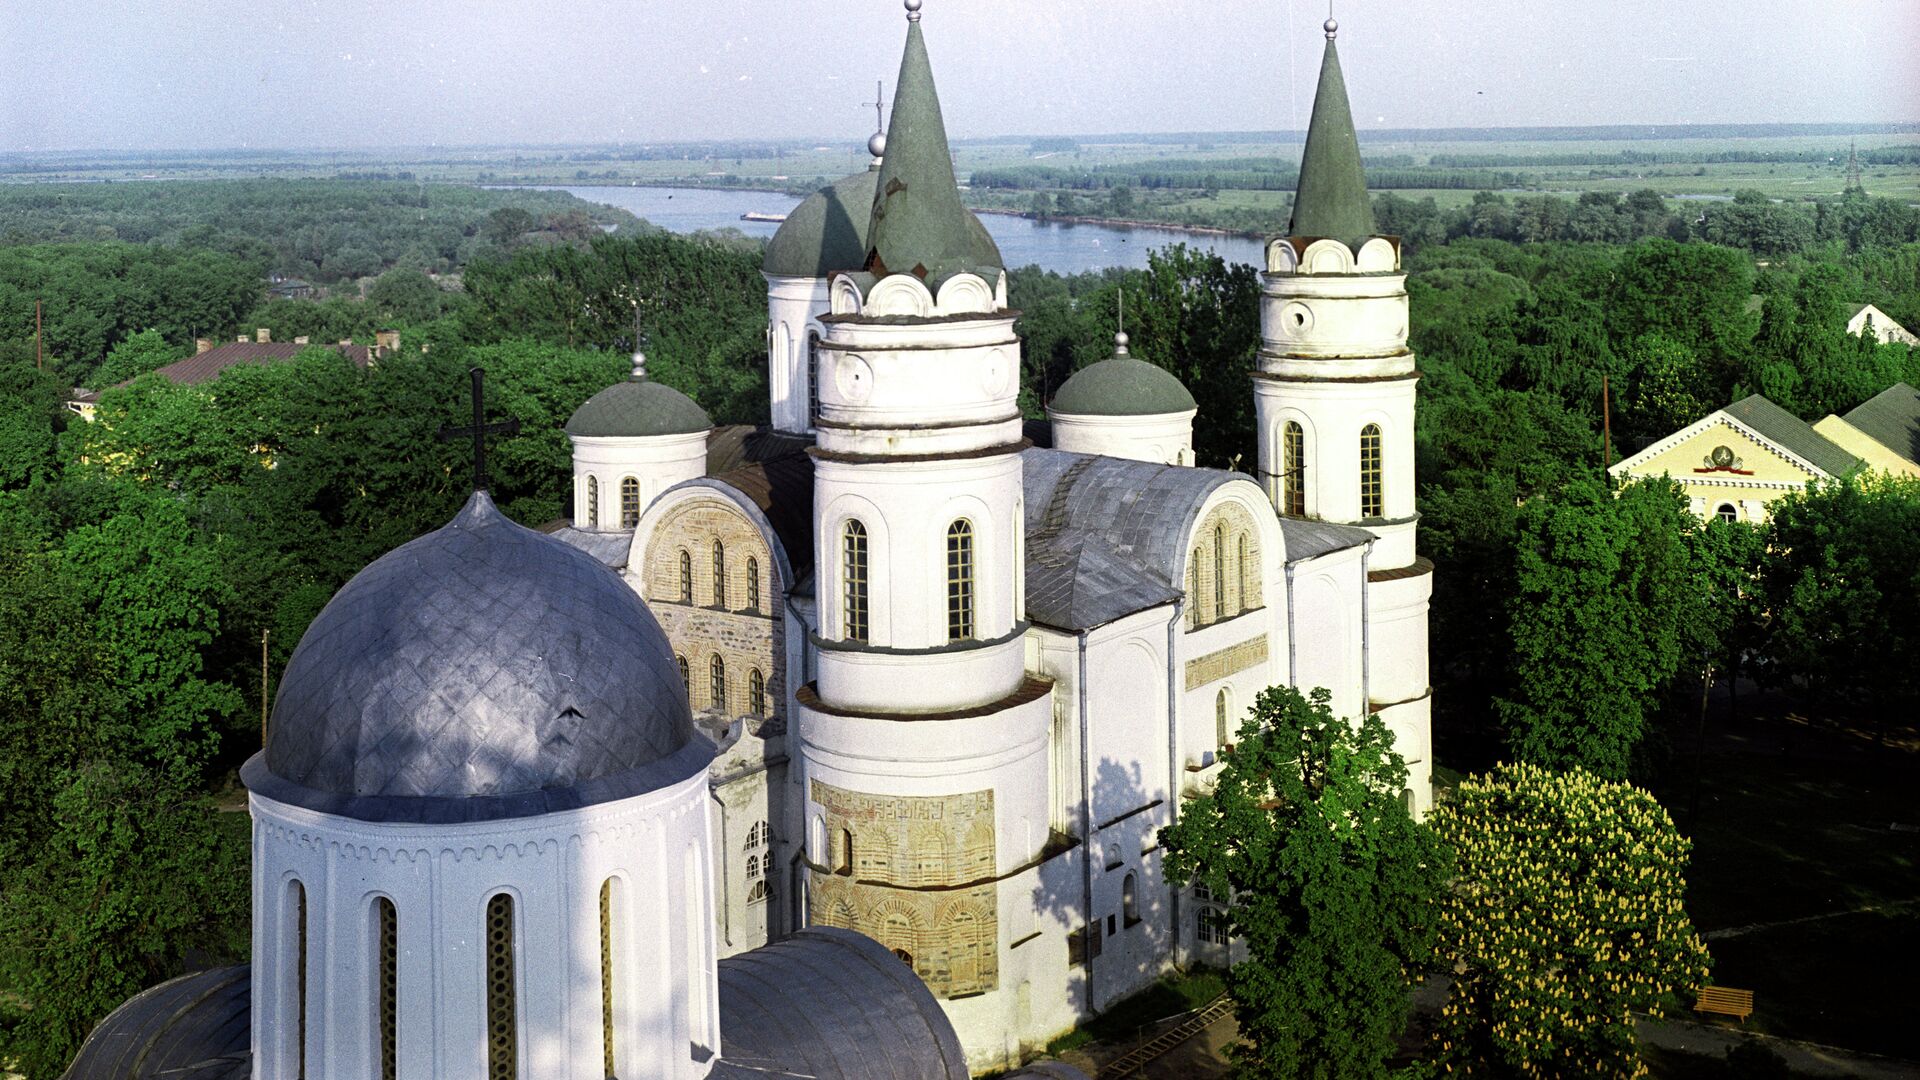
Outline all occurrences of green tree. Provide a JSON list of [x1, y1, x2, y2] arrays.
[[0, 356, 64, 490], [1126, 245, 1261, 466], [88, 327, 180, 389], [1427, 763, 1711, 1078], [1495, 477, 1708, 779], [365, 267, 447, 324], [1160, 686, 1445, 1080]]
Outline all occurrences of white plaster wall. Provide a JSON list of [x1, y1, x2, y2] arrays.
[[1253, 377, 1419, 566], [1288, 550, 1366, 722], [1377, 694, 1434, 817], [1259, 266, 1410, 367], [1047, 409, 1195, 467], [813, 313, 1023, 454], [571, 432, 709, 528], [765, 275, 830, 436], [1367, 570, 1432, 709], [249, 769, 718, 1080]]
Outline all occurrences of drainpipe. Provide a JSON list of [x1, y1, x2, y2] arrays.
[[1077, 628, 1096, 1011], [1164, 600, 1186, 970], [1361, 540, 1373, 714], [1284, 563, 1299, 688], [710, 785, 733, 948]]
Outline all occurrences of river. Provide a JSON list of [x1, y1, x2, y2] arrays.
[[527, 185, 1270, 276]]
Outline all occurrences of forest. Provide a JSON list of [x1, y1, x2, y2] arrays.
[[2, 178, 1919, 1073]]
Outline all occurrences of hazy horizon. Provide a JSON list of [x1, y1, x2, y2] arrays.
[[3, 0, 1915, 154]]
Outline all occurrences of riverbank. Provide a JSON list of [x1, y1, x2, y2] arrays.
[[970, 206, 1264, 241]]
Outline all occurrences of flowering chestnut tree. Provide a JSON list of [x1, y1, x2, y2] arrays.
[[1426, 763, 1711, 1078]]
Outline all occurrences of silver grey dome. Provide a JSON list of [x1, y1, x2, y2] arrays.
[[247, 491, 710, 823]]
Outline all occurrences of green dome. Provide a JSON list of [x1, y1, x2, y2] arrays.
[[566, 363, 712, 438], [1050, 345, 1196, 417], [765, 169, 879, 279]]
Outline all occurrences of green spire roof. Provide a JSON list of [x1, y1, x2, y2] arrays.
[[1288, 32, 1377, 247], [863, 11, 1003, 288], [565, 357, 711, 439], [1050, 335, 1197, 417]]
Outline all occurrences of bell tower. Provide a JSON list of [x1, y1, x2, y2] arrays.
[[1253, 17, 1433, 809]]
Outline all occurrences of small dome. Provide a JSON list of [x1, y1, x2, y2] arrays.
[[251, 492, 709, 822], [1049, 351, 1197, 417], [764, 167, 1000, 282], [566, 370, 711, 439]]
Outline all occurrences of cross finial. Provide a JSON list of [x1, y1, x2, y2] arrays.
[[1115, 292, 1129, 355], [865, 80, 887, 134], [436, 367, 521, 493]]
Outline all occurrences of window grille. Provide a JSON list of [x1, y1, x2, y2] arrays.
[[1283, 422, 1306, 516], [1215, 690, 1229, 747], [599, 880, 615, 1079], [586, 476, 599, 529], [1716, 503, 1738, 523], [486, 893, 517, 1080], [746, 558, 760, 612], [946, 520, 974, 641], [294, 882, 308, 1079], [376, 898, 397, 1080], [678, 550, 692, 603], [712, 542, 727, 608], [747, 854, 767, 904], [620, 477, 640, 528], [842, 521, 869, 643], [749, 669, 766, 716], [676, 656, 689, 694], [709, 656, 727, 713], [1212, 526, 1225, 620], [1360, 425, 1384, 519]]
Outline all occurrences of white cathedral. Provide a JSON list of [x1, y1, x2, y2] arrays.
[[67, 5, 1430, 1078]]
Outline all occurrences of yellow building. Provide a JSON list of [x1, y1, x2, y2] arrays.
[[1610, 395, 1862, 524], [1813, 382, 1920, 478]]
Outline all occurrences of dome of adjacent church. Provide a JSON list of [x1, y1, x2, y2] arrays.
[[565, 362, 711, 438], [250, 490, 710, 822], [1049, 337, 1196, 417], [764, 165, 1000, 282]]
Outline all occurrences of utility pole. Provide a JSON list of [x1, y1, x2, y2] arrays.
[[35, 299, 43, 370], [1601, 373, 1612, 476], [261, 629, 271, 747]]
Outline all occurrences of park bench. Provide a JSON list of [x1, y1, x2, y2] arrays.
[[1694, 985, 1755, 1022]]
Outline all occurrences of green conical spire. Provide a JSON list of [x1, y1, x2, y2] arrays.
[[1288, 27, 1377, 247], [864, 4, 1003, 286]]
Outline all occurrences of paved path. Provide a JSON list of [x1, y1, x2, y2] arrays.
[[1635, 1016, 1920, 1079], [1704, 897, 1920, 941]]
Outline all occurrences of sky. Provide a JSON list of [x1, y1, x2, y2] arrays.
[[2, 0, 1915, 153]]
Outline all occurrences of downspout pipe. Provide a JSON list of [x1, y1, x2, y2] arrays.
[[1165, 600, 1186, 970], [1284, 562, 1299, 689], [1077, 628, 1096, 1011], [710, 784, 733, 947], [1361, 540, 1374, 714]]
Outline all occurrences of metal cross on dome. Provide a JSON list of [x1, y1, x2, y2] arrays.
[[438, 367, 521, 493]]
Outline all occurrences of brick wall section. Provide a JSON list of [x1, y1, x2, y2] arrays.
[[1185, 502, 1265, 629], [1185, 635, 1271, 691], [639, 499, 784, 724]]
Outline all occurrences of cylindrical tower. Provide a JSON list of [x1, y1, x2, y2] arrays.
[[566, 351, 712, 529], [244, 491, 723, 1079], [1253, 18, 1432, 809]]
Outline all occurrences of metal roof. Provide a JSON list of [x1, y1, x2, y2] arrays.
[[1724, 394, 1862, 477], [253, 490, 711, 823], [1276, 516, 1374, 562], [1287, 34, 1377, 248], [74, 341, 373, 403], [1049, 352, 1197, 417], [765, 168, 882, 279], [566, 373, 712, 438], [1841, 381, 1920, 466], [61, 966, 250, 1080], [714, 927, 970, 1080]]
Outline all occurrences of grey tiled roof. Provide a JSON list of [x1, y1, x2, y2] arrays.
[[61, 966, 251, 1080], [256, 490, 710, 823], [1021, 448, 1241, 630], [715, 927, 970, 1080], [565, 373, 712, 438], [1841, 382, 1920, 466], [1724, 395, 1861, 478], [1276, 516, 1374, 561], [545, 525, 634, 569]]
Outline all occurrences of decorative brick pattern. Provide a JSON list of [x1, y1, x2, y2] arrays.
[[640, 498, 784, 727], [1185, 501, 1265, 629], [1185, 635, 1270, 691]]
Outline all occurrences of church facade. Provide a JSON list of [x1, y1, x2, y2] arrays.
[[554, 7, 1432, 1070]]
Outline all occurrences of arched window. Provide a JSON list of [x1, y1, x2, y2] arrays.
[[1185, 555, 1200, 630], [620, 477, 641, 528], [1235, 534, 1249, 614], [709, 655, 727, 713], [1123, 872, 1140, 927], [585, 475, 599, 529], [289, 880, 307, 1078], [1215, 689, 1230, 748], [749, 669, 766, 716], [838, 828, 855, 875], [946, 519, 975, 641], [747, 854, 767, 904], [375, 897, 397, 1080], [678, 550, 693, 603], [485, 893, 517, 1080], [1212, 525, 1226, 620], [746, 557, 760, 613], [599, 879, 617, 1079], [842, 520, 869, 643], [807, 332, 822, 426], [1403, 788, 1417, 814], [1716, 503, 1738, 523], [712, 542, 727, 609], [1239, 533, 1259, 611], [1282, 421, 1306, 516], [745, 820, 769, 850], [676, 655, 689, 694], [1359, 424, 1383, 520]]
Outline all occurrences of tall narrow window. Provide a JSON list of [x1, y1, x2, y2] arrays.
[[1212, 525, 1225, 621], [1360, 424, 1384, 520], [839, 828, 855, 874], [807, 332, 822, 426], [946, 519, 975, 641], [747, 854, 767, 904], [678, 550, 693, 603], [1186, 554, 1200, 629], [749, 669, 766, 716], [1123, 872, 1140, 927], [1215, 689, 1229, 748], [710, 656, 727, 713], [1241, 533, 1260, 610], [599, 879, 616, 1080], [746, 557, 761, 613], [376, 897, 397, 1080], [485, 893, 517, 1080], [1282, 421, 1306, 516], [1237, 534, 1250, 614], [620, 477, 641, 528], [842, 520, 869, 643], [291, 881, 307, 1079], [676, 655, 689, 693], [712, 542, 727, 608], [585, 476, 600, 529]]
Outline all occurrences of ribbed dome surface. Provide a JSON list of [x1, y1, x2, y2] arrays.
[[565, 375, 712, 439], [1050, 355, 1197, 417], [253, 491, 708, 822]]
